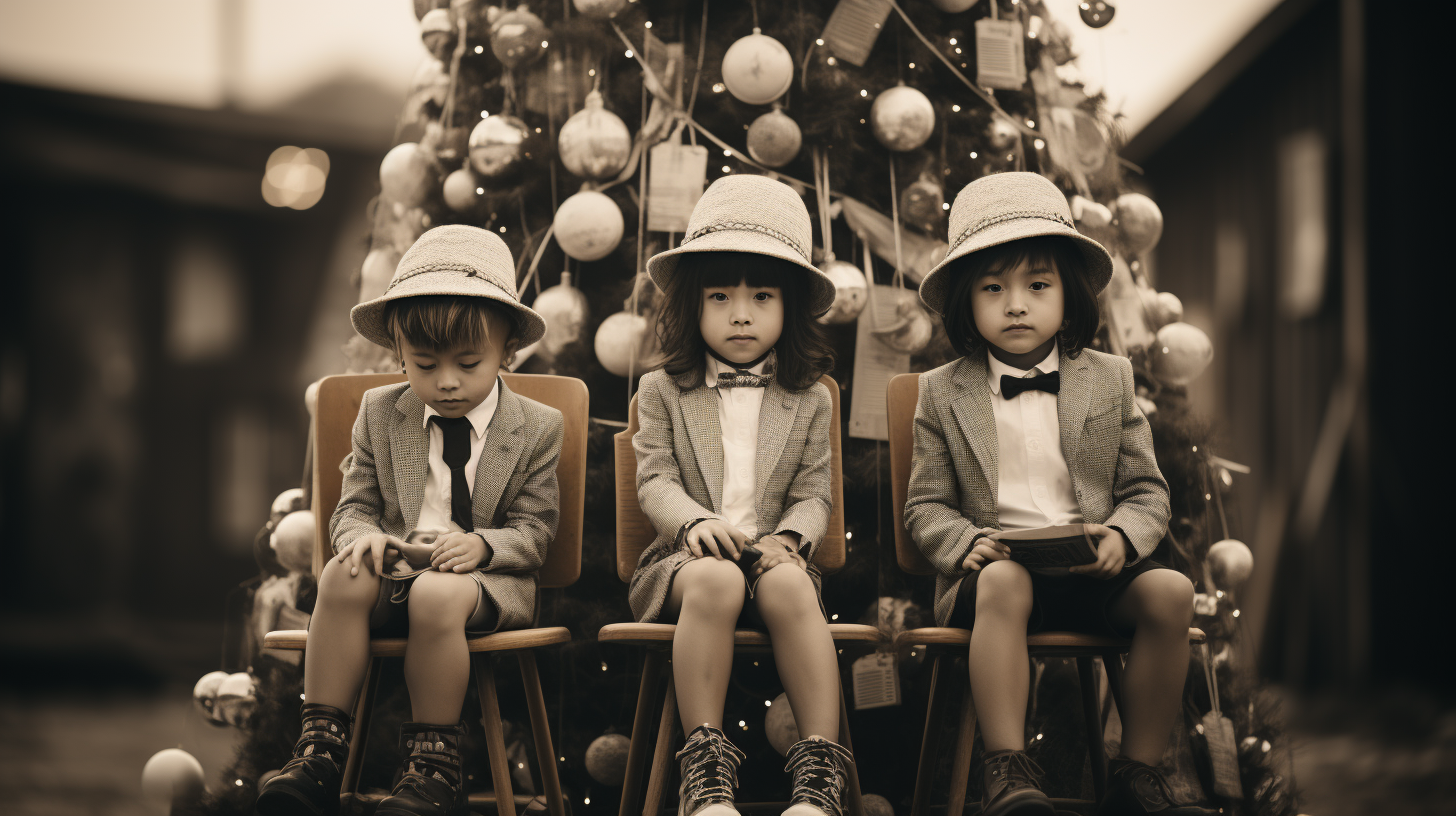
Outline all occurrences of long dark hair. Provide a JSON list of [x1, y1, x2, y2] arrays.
[[656, 251, 835, 392], [940, 236, 1100, 359]]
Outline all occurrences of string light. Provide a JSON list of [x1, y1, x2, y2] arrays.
[[499, 226, 507, 233], [588, 68, 596, 77], [764, 700, 772, 707], [1025, 119, 1036, 128], [908, 62, 916, 69], [949, 37, 958, 45], [859, 89, 868, 97], [831, 613, 839, 620], [475, 186, 484, 195], [845, 531, 853, 540], [952, 104, 961, 112], [827, 57, 837, 66], [942, 203, 950, 210], [481, 110, 490, 118], [722, 165, 731, 173], [644, 21, 652, 28], [542, 40, 549, 47], [723, 149, 732, 156], [1033, 139, 1045, 149], [474, 45, 484, 54], [624, 49, 633, 58], [712, 82, 726, 93], [816, 38, 825, 46]]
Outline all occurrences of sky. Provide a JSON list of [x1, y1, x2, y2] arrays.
[[0, 0, 1283, 138]]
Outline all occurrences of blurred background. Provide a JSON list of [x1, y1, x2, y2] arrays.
[[0, 1, 1446, 814]]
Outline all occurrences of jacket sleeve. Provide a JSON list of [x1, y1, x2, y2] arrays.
[[1104, 357, 1171, 564], [635, 375, 719, 537], [476, 409, 563, 574], [903, 377, 983, 577], [772, 384, 833, 562], [330, 393, 387, 555]]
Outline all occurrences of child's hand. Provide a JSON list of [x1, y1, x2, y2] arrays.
[[753, 533, 806, 576], [337, 533, 406, 577], [685, 519, 748, 560], [1068, 524, 1129, 579], [961, 529, 1008, 571], [430, 531, 491, 573]]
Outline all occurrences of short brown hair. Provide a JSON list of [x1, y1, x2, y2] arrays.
[[384, 295, 516, 356]]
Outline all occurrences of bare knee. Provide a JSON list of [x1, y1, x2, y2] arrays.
[[676, 559, 747, 620], [754, 564, 817, 617], [407, 571, 478, 632], [1128, 570, 1195, 631], [975, 560, 1033, 619], [317, 557, 381, 608]]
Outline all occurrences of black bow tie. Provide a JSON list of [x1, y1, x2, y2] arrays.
[[1000, 370, 1060, 399]]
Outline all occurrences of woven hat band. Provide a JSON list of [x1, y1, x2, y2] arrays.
[[950, 210, 1075, 253], [684, 221, 810, 262], [388, 264, 515, 296]]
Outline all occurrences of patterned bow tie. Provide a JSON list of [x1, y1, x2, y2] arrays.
[[716, 355, 776, 389], [1000, 370, 1060, 399]]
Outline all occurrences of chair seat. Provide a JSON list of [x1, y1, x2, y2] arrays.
[[262, 626, 572, 657], [599, 622, 883, 647], [893, 626, 1206, 652]]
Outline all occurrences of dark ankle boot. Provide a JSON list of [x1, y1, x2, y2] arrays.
[[1097, 757, 1219, 816], [675, 724, 746, 816], [980, 749, 1054, 816], [375, 722, 468, 816], [255, 703, 353, 816], [781, 736, 854, 816]]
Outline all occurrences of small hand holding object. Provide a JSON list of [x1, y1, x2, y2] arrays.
[[961, 528, 1009, 571], [753, 533, 805, 576], [1067, 524, 1128, 579], [685, 519, 748, 561], [338, 533, 407, 577], [430, 531, 491, 573]]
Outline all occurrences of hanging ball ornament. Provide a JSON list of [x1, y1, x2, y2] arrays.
[[141, 748, 206, 810], [532, 271, 591, 361], [379, 142, 436, 207], [1157, 292, 1185, 325], [558, 90, 632, 180], [871, 85, 936, 152], [490, 7, 548, 68], [901, 176, 945, 234], [721, 28, 794, 105], [863, 794, 896, 816], [420, 8, 455, 61], [271, 510, 316, 575], [215, 671, 258, 727], [572, 0, 628, 19], [585, 733, 632, 785], [872, 289, 936, 354], [270, 487, 306, 525], [442, 167, 483, 214], [765, 692, 801, 756], [193, 670, 230, 722], [1113, 193, 1164, 255], [1079, 1, 1116, 28], [469, 115, 531, 181], [1208, 539, 1254, 589], [987, 116, 1021, 151], [746, 108, 803, 168], [554, 190, 624, 262], [1151, 322, 1213, 386], [360, 247, 403, 303], [817, 259, 868, 325], [594, 311, 651, 377]]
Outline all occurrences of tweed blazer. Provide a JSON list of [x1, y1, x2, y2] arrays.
[[904, 349, 1170, 626], [330, 380, 563, 632], [628, 368, 833, 623]]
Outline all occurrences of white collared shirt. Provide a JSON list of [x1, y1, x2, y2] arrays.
[[987, 343, 1084, 531], [705, 354, 767, 539], [417, 378, 500, 533]]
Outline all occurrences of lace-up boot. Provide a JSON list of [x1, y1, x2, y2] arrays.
[[979, 749, 1055, 816], [675, 724, 746, 816], [375, 722, 468, 816], [781, 736, 854, 816], [255, 703, 353, 816], [1098, 757, 1218, 816]]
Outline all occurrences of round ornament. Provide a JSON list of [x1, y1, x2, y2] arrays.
[[1156, 292, 1184, 325], [817, 260, 868, 325], [141, 748, 205, 809], [1208, 539, 1254, 589], [1070, 195, 1113, 228], [721, 29, 794, 105], [987, 116, 1021, 151], [360, 247, 403, 303], [533, 271, 591, 361], [1150, 322, 1213, 386], [414, 0, 448, 20], [554, 191, 624, 262], [594, 311, 651, 377], [872, 289, 935, 354], [870, 85, 936, 152], [764, 692, 801, 756], [1079, 1, 1116, 28], [379, 142, 436, 207], [442, 167, 483, 213], [558, 90, 632, 180], [490, 7, 548, 68], [572, 0, 628, 18], [1113, 193, 1163, 255], [193, 670, 230, 721], [863, 793, 895, 816], [746, 108, 803, 168], [420, 8, 455, 61], [901, 176, 944, 234], [271, 510, 316, 575], [215, 672, 257, 727], [468, 115, 531, 181], [270, 488, 306, 525], [585, 733, 631, 785]]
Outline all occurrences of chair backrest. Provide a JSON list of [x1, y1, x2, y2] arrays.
[[613, 376, 846, 582], [886, 373, 936, 576], [311, 372, 589, 589]]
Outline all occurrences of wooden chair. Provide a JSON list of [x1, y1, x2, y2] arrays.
[[884, 372, 1206, 814], [263, 372, 589, 816], [599, 376, 881, 816]]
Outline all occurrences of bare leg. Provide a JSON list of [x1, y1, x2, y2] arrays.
[[403, 571, 481, 725], [754, 564, 839, 741], [967, 560, 1035, 752], [663, 558, 746, 731], [1107, 570, 1195, 765], [304, 557, 382, 710]]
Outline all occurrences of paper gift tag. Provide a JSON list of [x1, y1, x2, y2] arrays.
[[647, 141, 708, 233], [821, 0, 892, 67], [975, 17, 1027, 90], [849, 284, 912, 441], [851, 652, 901, 710]]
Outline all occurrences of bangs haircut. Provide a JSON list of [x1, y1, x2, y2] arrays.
[[384, 295, 514, 355], [940, 235, 1100, 359], [656, 251, 835, 392]]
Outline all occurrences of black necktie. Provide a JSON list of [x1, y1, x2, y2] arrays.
[[429, 415, 475, 531], [1000, 370, 1060, 399]]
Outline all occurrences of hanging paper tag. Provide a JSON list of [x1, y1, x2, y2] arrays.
[[648, 141, 708, 233], [849, 284, 912, 440], [821, 0, 893, 68], [851, 653, 901, 709], [975, 18, 1026, 90]]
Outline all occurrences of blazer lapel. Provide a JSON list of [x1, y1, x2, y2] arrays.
[[393, 388, 430, 529], [948, 356, 1000, 500], [1056, 352, 1093, 473], [680, 384, 725, 512], [473, 380, 526, 526], [753, 381, 800, 505]]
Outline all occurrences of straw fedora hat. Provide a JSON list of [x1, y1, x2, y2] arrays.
[[645, 174, 837, 316], [351, 224, 546, 349], [918, 172, 1113, 315]]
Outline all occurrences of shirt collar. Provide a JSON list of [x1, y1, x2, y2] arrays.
[[422, 377, 500, 437], [987, 341, 1060, 396], [704, 351, 771, 389]]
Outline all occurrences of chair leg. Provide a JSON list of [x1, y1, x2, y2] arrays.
[[836, 681, 864, 816], [343, 656, 381, 795], [620, 650, 666, 816], [518, 651, 566, 816], [1076, 656, 1108, 802], [910, 654, 946, 816], [945, 660, 978, 816], [1102, 652, 1127, 720], [642, 670, 679, 816], [475, 653, 518, 816]]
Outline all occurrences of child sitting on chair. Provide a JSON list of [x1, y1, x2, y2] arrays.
[[256, 225, 564, 816], [904, 173, 1211, 816]]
